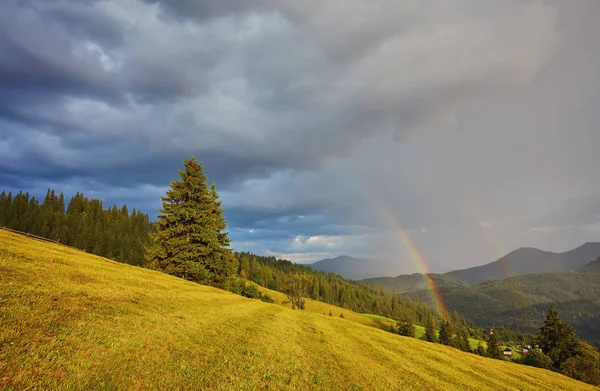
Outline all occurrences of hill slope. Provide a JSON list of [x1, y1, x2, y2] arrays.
[[309, 255, 404, 280], [407, 259, 600, 346], [0, 230, 594, 391]]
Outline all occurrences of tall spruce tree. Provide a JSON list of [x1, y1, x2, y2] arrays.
[[439, 319, 453, 346], [425, 315, 437, 343], [536, 304, 578, 369], [487, 330, 503, 359], [146, 157, 236, 286]]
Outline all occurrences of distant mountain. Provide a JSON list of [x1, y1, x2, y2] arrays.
[[446, 242, 600, 284], [362, 242, 600, 292], [406, 258, 600, 347], [308, 255, 405, 280], [361, 273, 465, 294]]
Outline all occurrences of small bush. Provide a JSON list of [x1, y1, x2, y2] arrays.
[[340, 313, 345, 319], [521, 349, 553, 370], [259, 293, 275, 303], [241, 283, 261, 299]]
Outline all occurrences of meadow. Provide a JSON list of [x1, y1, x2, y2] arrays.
[[0, 229, 594, 390]]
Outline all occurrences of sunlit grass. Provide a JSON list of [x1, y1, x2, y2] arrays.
[[0, 229, 594, 390]]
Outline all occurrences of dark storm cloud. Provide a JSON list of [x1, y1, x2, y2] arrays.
[[3, 0, 599, 269]]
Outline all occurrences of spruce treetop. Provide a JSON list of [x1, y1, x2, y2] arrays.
[[147, 156, 237, 286]]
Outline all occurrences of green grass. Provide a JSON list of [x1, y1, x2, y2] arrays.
[[0, 229, 595, 390]]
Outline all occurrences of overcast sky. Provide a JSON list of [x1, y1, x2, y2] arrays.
[[2, 0, 600, 273]]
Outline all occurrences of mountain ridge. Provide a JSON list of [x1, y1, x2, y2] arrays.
[[309, 255, 406, 280], [360, 241, 600, 291]]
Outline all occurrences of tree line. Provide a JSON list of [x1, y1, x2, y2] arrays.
[[0, 189, 152, 266], [234, 251, 457, 328]]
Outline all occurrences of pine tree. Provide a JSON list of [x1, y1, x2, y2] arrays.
[[146, 157, 236, 286], [240, 256, 251, 277], [476, 342, 487, 356], [536, 304, 578, 369], [454, 326, 471, 352], [425, 316, 437, 342], [439, 319, 453, 345], [487, 330, 503, 359]]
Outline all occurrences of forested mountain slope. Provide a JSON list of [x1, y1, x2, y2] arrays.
[[407, 259, 600, 347], [361, 273, 465, 294]]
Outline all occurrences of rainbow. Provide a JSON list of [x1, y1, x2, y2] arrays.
[[380, 211, 449, 320]]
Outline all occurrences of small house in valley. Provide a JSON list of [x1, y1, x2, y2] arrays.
[[503, 348, 513, 357]]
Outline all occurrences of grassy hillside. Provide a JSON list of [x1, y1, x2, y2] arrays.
[[0, 230, 594, 390]]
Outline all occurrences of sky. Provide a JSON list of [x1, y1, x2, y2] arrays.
[[2, 0, 600, 274]]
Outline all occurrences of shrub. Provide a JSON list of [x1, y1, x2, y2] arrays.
[[560, 341, 600, 386], [522, 349, 553, 370], [241, 283, 261, 299], [260, 293, 275, 303]]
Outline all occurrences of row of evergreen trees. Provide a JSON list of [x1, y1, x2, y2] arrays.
[[0, 190, 152, 266]]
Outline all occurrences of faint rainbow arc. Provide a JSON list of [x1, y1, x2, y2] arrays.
[[377, 206, 449, 320]]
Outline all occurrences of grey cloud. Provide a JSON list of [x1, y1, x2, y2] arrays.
[[2, 0, 599, 269]]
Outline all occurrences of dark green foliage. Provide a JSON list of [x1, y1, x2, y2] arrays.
[[260, 294, 275, 304], [227, 280, 274, 303], [439, 319, 453, 346], [406, 264, 600, 348], [559, 341, 600, 385], [521, 349, 553, 370], [0, 190, 151, 266], [486, 331, 503, 359], [476, 342, 486, 357], [425, 316, 437, 343], [454, 326, 472, 352], [146, 157, 237, 286], [241, 283, 261, 299], [396, 319, 416, 337], [536, 304, 578, 369], [523, 305, 600, 385]]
